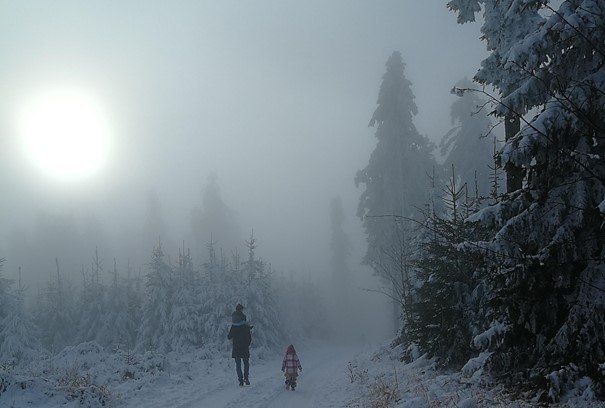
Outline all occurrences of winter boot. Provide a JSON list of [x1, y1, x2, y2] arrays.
[[239, 379, 244, 386], [244, 377, 250, 386], [290, 380, 297, 390]]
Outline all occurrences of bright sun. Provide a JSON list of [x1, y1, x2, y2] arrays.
[[17, 88, 112, 182]]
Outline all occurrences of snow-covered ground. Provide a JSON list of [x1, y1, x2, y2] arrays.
[[119, 343, 358, 408], [3, 340, 605, 407], [0, 341, 364, 407]]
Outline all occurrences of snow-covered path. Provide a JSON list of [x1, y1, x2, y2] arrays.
[[120, 344, 359, 408]]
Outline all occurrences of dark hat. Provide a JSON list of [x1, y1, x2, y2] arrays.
[[236, 303, 244, 310]]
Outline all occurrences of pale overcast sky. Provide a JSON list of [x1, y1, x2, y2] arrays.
[[0, 1, 488, 284]]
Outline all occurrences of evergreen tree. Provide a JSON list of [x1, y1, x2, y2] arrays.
[[124, 262, 143, 350], [98, 259, 135, 350], [239, 231, 283, 351], [0, 262, 39, 364], [191, 173, 241, 260], [441, 77, 495, 198], [170, 245, 202, 352], [137, 243, 173, 353], [407, 169, 491, 367], [277, 272, 331, 341], [356, 51, 437, 330], [449, 0, 542, 191], [76, 248, 106, 344], [200, 239, 233, 351], [450, 0, 605, 397], [33, 258, 76, 351], [242, 231, 264, 283]]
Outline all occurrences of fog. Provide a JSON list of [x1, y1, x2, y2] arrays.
[[0, 1, 486, 342]]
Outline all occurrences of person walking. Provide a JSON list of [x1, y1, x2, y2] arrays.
[[281, 344, 303, 390], [227, 304, 253, 386]]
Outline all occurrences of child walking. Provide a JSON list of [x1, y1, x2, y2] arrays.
[[281, 344, 302, 390]]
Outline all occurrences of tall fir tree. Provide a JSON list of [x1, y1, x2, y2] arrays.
[[191, 173, 241, 261], [450, 0, 605, 397], [356, 51, 436, 331], [441, 77, 495, 198]]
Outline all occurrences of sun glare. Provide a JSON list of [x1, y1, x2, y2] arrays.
[[17, 88, 112, 182]]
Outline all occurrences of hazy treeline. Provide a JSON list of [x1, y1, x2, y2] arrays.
[[0, 229, 331, 365]]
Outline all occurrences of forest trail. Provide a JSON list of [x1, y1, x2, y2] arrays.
[[122, 344, 360, 408]]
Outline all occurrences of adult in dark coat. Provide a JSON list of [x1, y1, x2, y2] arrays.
[[227, 304, 252, 386], [232, 305, 247, 324]]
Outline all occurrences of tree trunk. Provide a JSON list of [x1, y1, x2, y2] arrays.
[[505, 114, 523, 192]]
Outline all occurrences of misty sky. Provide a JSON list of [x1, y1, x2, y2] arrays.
[[0, 1, 487, 286]]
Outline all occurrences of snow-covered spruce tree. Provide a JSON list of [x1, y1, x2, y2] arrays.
[[137, 243, 174, 353], [449, 0, 542, 192], [98, 259, 137, 351], [356, 51, 437, 332], [407, 169, 492, 368], [199, 239, 234, 351], [0, 263, 39, 364], [239, 231, 282, 352], [123, 262, 143, 351], [242, 231, 264, 284], [76, 248, 106, 345], [450, 0, 605, 397], [33, 259, 76, 351], [441, 78, 495, 198], [170, 245, 202, 352]]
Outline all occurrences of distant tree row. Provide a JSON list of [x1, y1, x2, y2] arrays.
[[0, 231, 329, 364]]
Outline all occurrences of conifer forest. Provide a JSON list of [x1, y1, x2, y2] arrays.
[[1, 1, 604, 406]]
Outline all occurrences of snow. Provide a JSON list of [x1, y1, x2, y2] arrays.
[[0, 342, 363, 408], [4, 339, 605, 407], [472, 321, 508, 350], [121, 344, 357, 408], [461, 351, 491, 379]]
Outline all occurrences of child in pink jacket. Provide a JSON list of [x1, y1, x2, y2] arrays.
[[281, 344, 303, 390]]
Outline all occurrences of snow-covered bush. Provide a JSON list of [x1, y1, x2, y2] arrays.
[[367, 374, 400, 408], [0, 362, 13, 397], [347, 361, 369, 384], [56, 368, 111, 407]]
